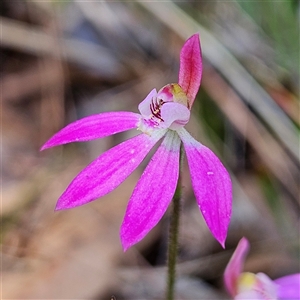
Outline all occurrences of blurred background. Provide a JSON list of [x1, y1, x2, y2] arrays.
[[1, 1, 299, 299]]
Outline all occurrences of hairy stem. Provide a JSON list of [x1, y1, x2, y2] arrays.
[[166, 145, 184, 300]]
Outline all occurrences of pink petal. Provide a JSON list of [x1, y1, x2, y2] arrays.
[[274, 274, 300, 299], [55, 130, 166, 210], [41, 112, 140, 150], [224, 238, 250, 297], [121, 131, 181, 251], [178, 128, 232, 247], [178, 34, 202, 107]]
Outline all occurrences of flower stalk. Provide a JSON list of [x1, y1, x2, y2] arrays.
[[166, 144, 184, 300]]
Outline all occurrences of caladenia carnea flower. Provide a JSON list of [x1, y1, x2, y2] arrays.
[[224, 237, 300, 300], [41, 34, 232, 251]]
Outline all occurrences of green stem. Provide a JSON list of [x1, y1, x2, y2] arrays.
[[166, 145, 184, 300]]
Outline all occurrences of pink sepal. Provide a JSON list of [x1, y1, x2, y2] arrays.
[[41, 112, 140, 150], [121, 131, 180, 251], [55, 132, 164, 210], [178, 128, 231, 247]]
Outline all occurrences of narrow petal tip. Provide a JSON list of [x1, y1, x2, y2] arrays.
[[54, 196, 75, 211], [213, 229, 228, 249], [220, 239, 226, 249], [121, 237, 132, 252], [54, 202, 66, 211], [40, 143, 50, 151]]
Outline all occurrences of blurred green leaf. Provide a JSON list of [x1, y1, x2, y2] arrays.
[[237, 0, 299, 74]]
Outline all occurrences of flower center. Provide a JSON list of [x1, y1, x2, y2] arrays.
[[150, 98, 165, 122], [137, 84, 191, 134]]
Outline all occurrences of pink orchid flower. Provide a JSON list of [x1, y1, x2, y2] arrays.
[[224, 237, 300, 299], [41, 34, 232, 251]]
